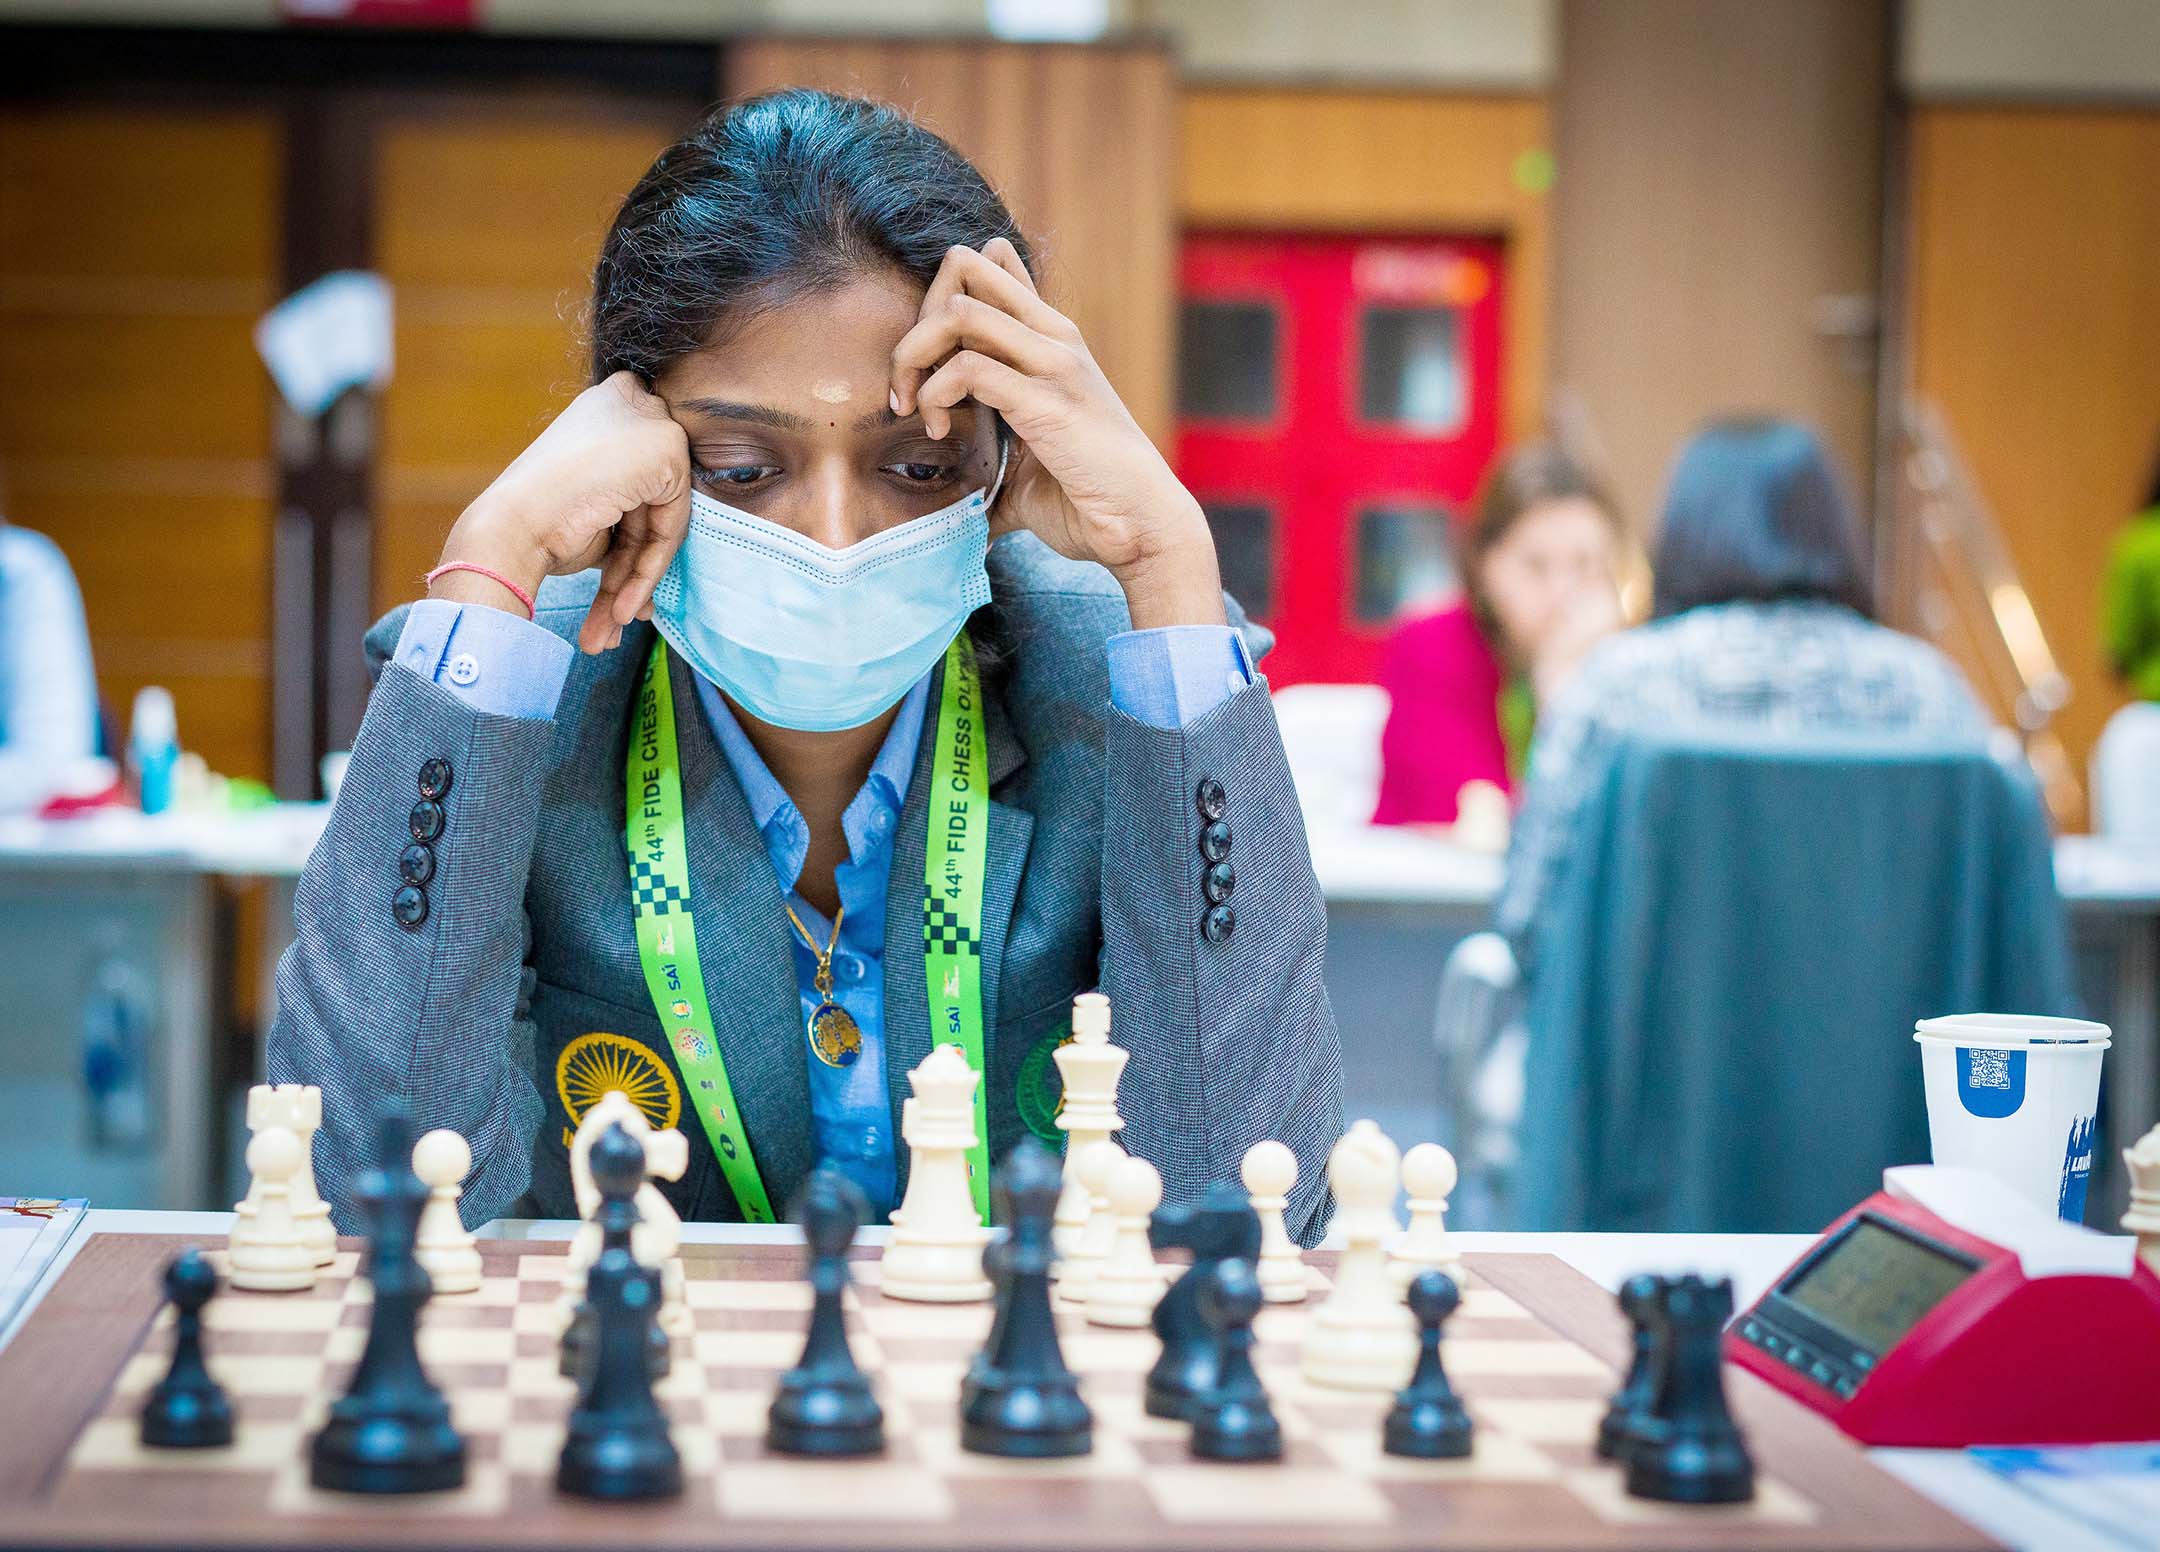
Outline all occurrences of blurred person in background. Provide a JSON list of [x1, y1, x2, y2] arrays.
[[0, 505, 100, 813], [1494, 417, 1990, 958], [2094, 436, 2160, 841], [1373, 443, 1623, 828]]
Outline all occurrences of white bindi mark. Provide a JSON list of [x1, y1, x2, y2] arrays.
[[810, 379, 854, 404]]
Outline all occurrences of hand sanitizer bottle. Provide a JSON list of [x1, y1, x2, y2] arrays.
[[129, 686, 179, 816]]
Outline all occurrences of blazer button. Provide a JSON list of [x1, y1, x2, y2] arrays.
[[398, 842, 437, 887], [1199, 819, 1232, 863], [392, 884, 429, 930], [417, 757, 453, 800], [1203, 859, 1236, 904], [1201, 903, 1236, 943], [1195, 776, 1227, 821], [409, 799, 446, 844]]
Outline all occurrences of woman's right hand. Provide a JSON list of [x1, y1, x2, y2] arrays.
[[431, 370, 693, 654]]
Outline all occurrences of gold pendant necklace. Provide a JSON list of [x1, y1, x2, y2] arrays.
[[784, 899, 864, 1069]]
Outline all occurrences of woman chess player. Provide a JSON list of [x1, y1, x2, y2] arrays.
[[268, 90, 1341, 1241]]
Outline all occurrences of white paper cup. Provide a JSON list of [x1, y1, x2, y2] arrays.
[[1914, 1014, 2109, 1221]]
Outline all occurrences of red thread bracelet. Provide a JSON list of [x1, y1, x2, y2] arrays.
[[424, 562, 536, 620]]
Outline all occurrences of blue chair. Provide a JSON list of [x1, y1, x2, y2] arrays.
[[1465, 729, 2076, 1233]]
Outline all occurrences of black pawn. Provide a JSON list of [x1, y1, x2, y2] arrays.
[[961, 1138, 1092, 1458], [1190, 1258, 1281, 1462], [1384, 1270, 1474, 1459], [1146, 1183, 1260, 1421], [558, 1122, 682, 1500], [310, 1108, 466, 1494], [767, 1167, 883, 1457], [1625, 1275, 1755, 1505], [140, 1247, 234, 1449], [1598, 1274, 1667, 1463]]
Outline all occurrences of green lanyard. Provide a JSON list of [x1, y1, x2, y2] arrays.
[[922, 630, 992, 1223], [625, 634, 992, 1226]]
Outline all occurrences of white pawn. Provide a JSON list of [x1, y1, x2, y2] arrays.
[[1242, 1140, 1309, 1304], [1302, 1119, 1416, 1391], [1053, 1139, 1123, 1305], [881, 1045, 994, 1303], [247, 1084, 336, 1267], [229, 1127, 317, 1292], [2123, 1124, 2160, 1279], [1084, 1153, 1168, 1328], [1392, 1142, 1464, 1289], [412, 1128, 483, 1295], [1053, 992, 1129, 1255]]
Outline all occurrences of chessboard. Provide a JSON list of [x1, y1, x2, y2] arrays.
[[0, 1233, 1998, 1552]]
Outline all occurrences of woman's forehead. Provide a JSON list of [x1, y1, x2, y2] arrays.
[[658, 270, 925, 417]]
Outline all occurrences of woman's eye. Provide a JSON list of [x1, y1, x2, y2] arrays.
[[887, 461, 958, 485], [695, 463, 779, 487]]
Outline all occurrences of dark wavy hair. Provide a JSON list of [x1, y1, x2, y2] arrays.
[[1651, 418, 1875, 621], [590, 89, 1032, 384]]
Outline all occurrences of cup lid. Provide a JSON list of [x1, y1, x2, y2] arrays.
[[1913, 1012, 2111, 1047]]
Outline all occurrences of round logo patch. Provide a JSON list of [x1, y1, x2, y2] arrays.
[[672, 1026, 714, 1063], [556, 1030, 682, 1134], [1015, 1020, 1072, 1144]]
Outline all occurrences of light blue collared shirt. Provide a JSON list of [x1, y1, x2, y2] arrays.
[[695, 671, 926, 1215], [392, 594, 1252, 1215]]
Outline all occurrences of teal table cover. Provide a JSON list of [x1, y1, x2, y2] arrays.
[[1516, 729, 2076, 1232]]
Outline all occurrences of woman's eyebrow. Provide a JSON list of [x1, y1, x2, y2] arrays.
[[673, 398, 813, 432]]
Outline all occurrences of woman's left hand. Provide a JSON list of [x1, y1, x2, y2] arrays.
[[889, 239, 1226, 630]]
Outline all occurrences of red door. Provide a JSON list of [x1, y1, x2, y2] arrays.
[[1174, 233, 1506, 685]]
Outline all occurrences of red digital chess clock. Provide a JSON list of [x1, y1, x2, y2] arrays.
[[1727, 1165, 2160, 1446]]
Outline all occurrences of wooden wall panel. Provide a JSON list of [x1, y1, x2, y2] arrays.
[[1178, 87, 1551, 449], [370, 107, 683, 616], [0, 107, 279, 782], [726, 39, 1179, 445], [1550, 0, 1889, 536], [1907, 105, 2160, 804]]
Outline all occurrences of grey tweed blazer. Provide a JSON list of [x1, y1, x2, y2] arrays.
[[268, 533, 1342, 1241]]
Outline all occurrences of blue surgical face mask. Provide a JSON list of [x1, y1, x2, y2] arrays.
[[650, 444, 1006, 732]]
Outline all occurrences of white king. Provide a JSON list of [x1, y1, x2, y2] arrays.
[[1052, 991, 1129, 1256]]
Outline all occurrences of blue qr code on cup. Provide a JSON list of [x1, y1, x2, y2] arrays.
[[1966, 1049, 2013, 1090]]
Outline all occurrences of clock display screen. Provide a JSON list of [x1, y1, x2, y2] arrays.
[[1781, 1218, 1979, 1357]]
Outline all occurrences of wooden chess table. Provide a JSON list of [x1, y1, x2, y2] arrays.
[[0, 1231, 2000, 1551]]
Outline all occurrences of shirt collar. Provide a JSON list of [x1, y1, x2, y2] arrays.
[[691, 666, 931, 891]]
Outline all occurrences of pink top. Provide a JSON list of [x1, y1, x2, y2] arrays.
[[1373, 602, 1513, 825]]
